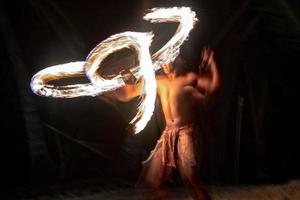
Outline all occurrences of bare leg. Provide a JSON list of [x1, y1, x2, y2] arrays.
[[136, 147, 173, 199], [178, 162, 211, 200], [177, 128, 211, 200]]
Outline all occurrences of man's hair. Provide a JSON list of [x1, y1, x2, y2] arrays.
[[172, 51, 199, 76], [172, 55, 189, 75]]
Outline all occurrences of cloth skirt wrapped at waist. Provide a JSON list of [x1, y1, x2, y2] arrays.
[[142, 123, 200, 168]]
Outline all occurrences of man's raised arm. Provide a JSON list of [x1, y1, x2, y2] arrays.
[[98, 69, 143, 103], [196, 48, 220, 97]]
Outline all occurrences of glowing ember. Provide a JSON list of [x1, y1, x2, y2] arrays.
[[30, 7, 198, 134]]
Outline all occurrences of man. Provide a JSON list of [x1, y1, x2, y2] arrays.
[[104, 47, 220, 200]]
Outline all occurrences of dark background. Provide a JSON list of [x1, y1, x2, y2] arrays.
[[1, 0, 299, 196]]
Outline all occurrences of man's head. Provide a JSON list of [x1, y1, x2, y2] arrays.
[[161, 55, 191, 76], [162, 63, 174, 75]]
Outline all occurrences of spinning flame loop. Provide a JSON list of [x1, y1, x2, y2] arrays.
[[30, 7, 198, 134]]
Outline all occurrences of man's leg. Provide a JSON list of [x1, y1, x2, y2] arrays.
[[136, 147, 173, 199], [136, 145, 172, 189], [177, 129, 211, 200], [178, 162, 211, 200]]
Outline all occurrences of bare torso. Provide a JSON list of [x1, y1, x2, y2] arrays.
[[157, 72, 200, 126], [103, 48, 219, 130]]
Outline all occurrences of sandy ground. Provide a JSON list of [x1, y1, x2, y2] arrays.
[[8, 178, 300, 200]]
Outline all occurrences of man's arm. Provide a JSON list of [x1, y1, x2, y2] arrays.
[[99, 81, 143, 102], [96, 68, 143, 102], [196, 48, 220, 97]]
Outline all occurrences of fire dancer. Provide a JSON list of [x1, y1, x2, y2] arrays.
[[105, 47, 220, 199]]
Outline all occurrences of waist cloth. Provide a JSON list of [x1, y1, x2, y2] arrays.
[[142, 123, 199, 168]]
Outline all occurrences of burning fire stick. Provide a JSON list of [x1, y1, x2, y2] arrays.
[[30, 7, 198, 134]]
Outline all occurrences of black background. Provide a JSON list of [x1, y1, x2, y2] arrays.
[[1, 0, 299, 194]]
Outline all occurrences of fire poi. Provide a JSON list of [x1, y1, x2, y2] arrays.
[[30, 7, 198, 134]]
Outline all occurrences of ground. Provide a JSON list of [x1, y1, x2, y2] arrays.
[[5, 178, 300, 200]]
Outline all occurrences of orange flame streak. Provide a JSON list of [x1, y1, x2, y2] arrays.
[[30, 7, 198, 133]]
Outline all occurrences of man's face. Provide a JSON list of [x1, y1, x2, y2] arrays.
[[162, 63, 174, 75]]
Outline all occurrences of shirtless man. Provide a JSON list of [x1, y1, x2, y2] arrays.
[[104, 48, 220, 199]]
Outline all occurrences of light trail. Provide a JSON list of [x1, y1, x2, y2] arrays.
[[30, 7, 198, 134]]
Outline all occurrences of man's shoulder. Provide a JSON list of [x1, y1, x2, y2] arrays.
[[156, 75, 168, 85]]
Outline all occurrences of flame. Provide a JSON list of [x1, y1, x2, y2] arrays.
[[129, 7, 198, 78], [144, 7, 198, 71], [30, 61, 101, 98], [30, 7, 198, 134], [84, 32, 156, 134]]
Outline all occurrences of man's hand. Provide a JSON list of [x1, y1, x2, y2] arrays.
[[197, 47, 220, 96], [120, 68, 137, 84], [199, 47, 215, 73]]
